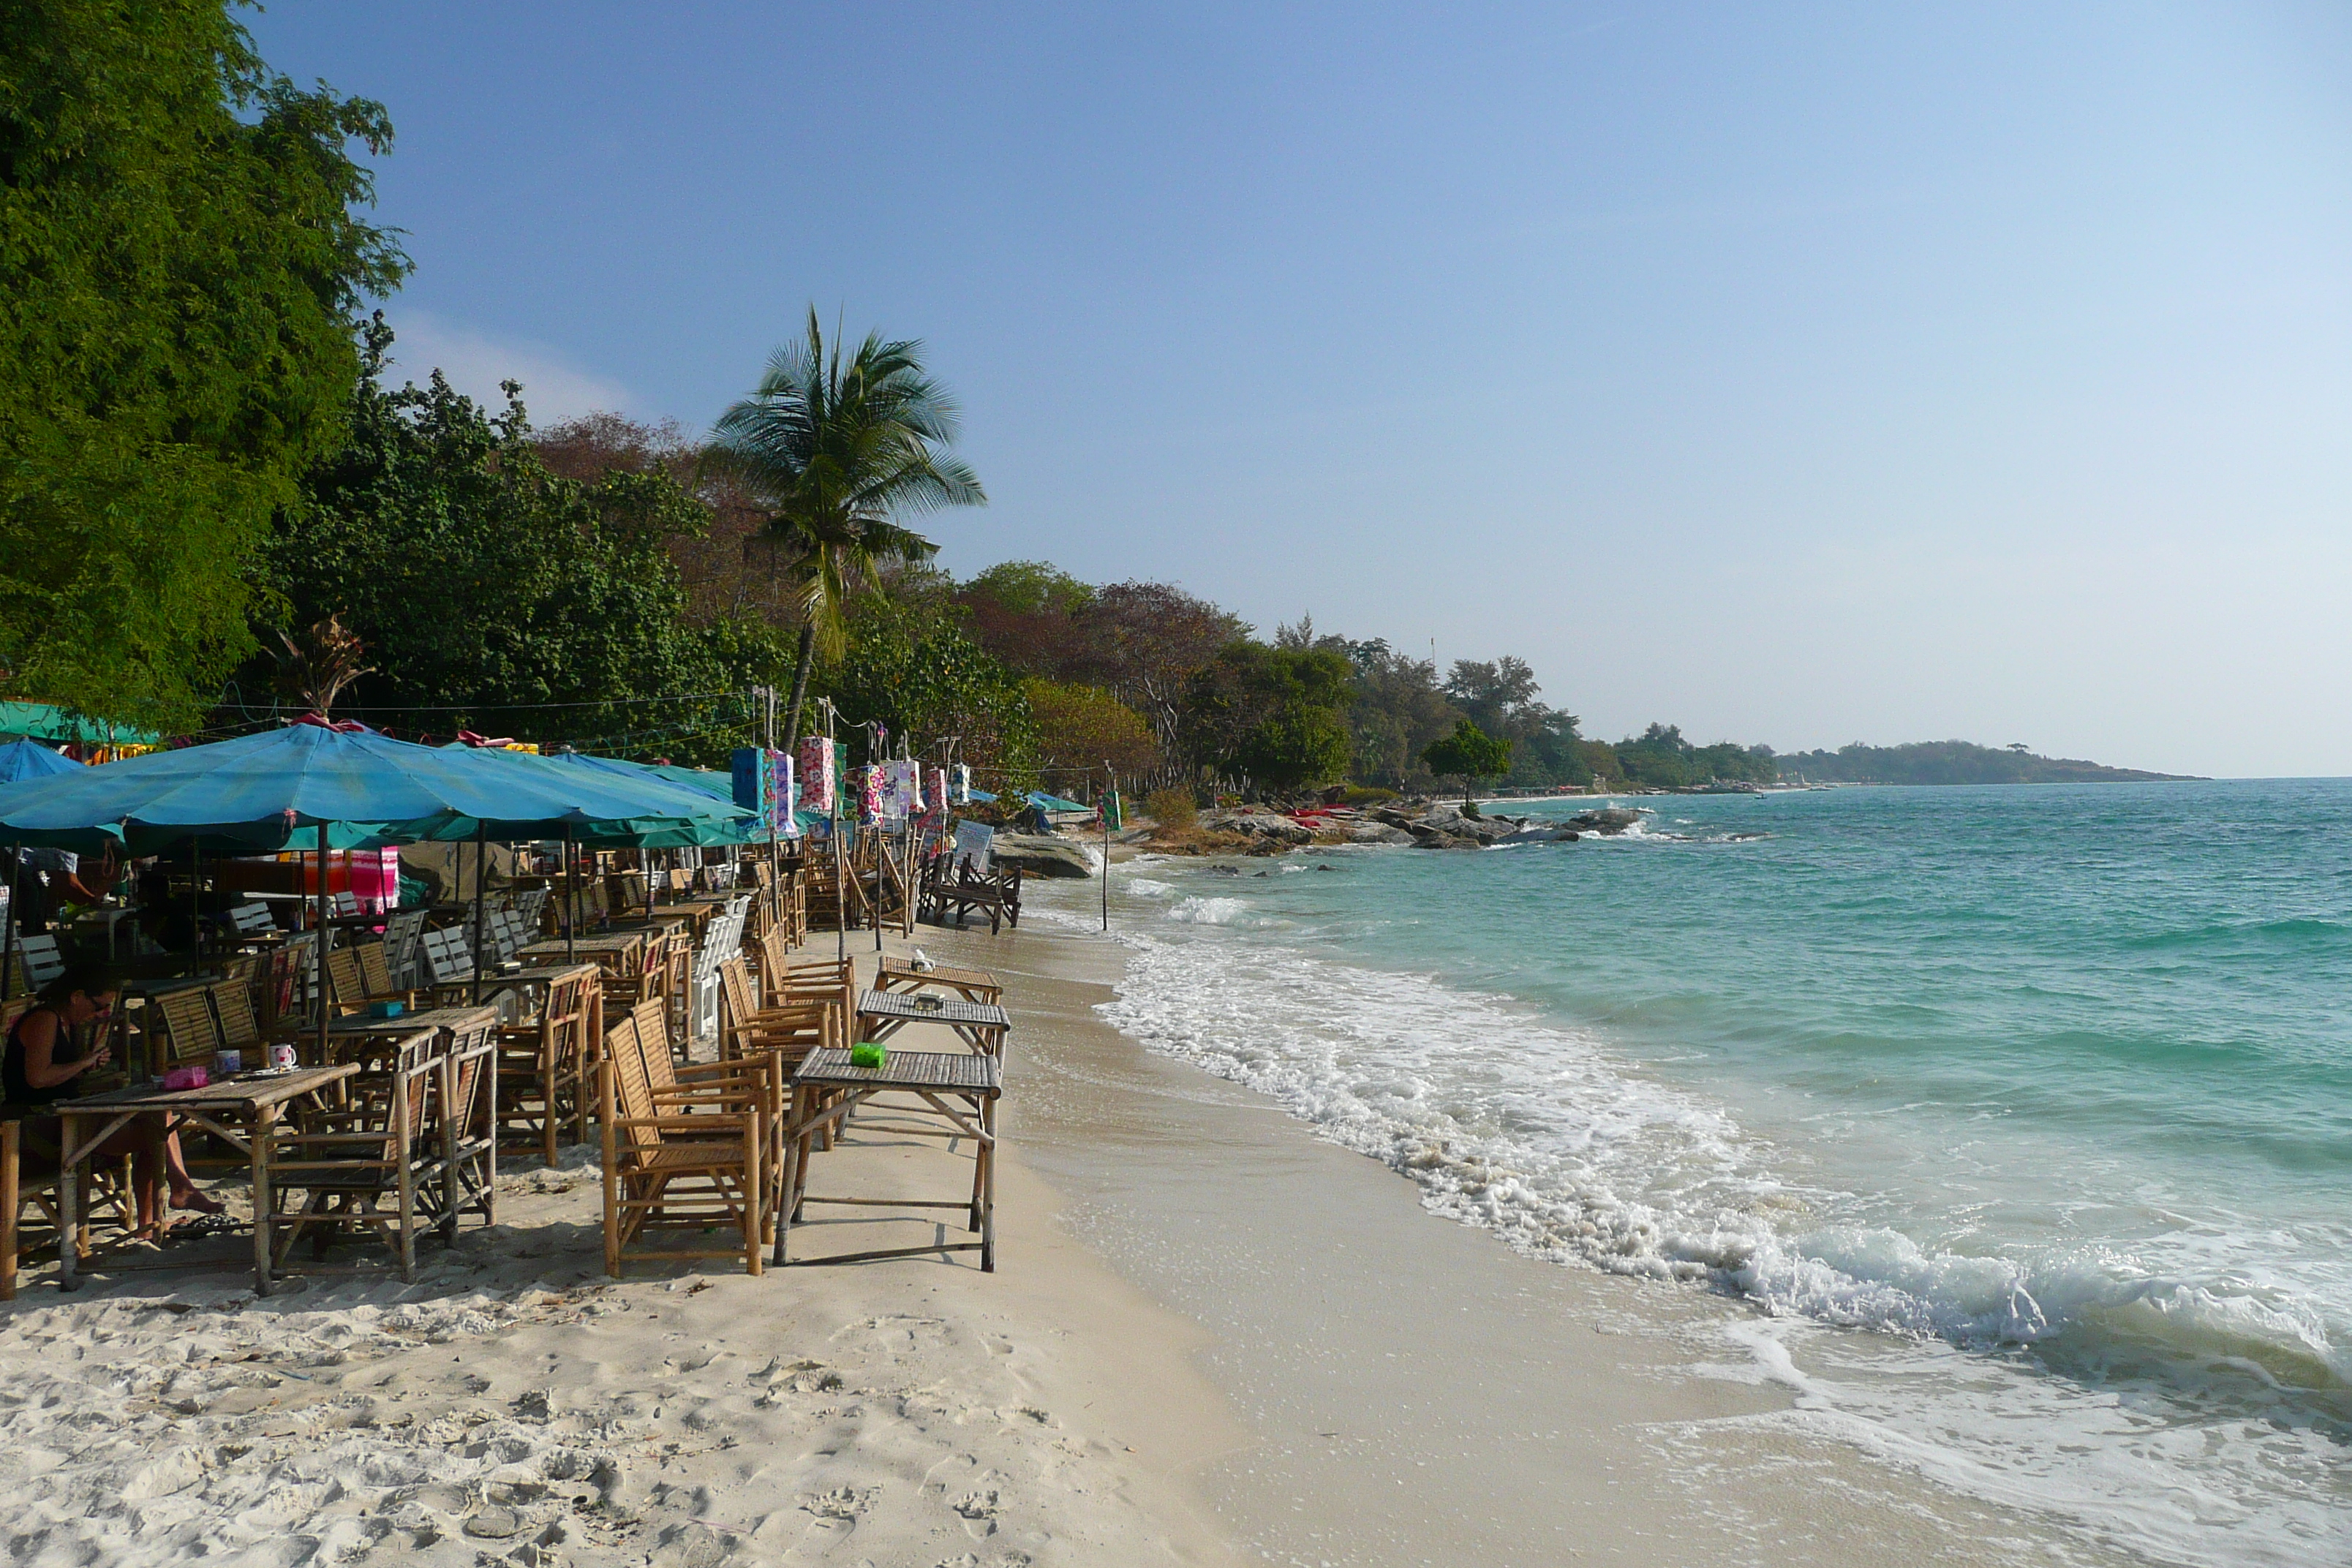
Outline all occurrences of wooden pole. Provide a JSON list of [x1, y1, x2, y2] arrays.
[[470, 824, 489, 1005], [1, 844, 20, 1002], [314, 822, 331, 1066], [563, 823, 577, 965]]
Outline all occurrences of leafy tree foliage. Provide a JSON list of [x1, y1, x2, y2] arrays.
[[1024, 678, 1159, 783], [1774, 740, 2182, 785], [1422, 717, 1515, 804], [1611, 723, 1776, 788], [818, 597, 1035, 788], [258, 323, 787, 761], [1181, 643, 1354, 794], [0, 1, 407, 728], [1321, 637, 1462, 789], [1444, 657, 1588, 788], [706, 309, 984, 748]]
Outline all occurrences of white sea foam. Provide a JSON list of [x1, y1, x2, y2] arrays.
[[1035, 872, 2352, 1567]]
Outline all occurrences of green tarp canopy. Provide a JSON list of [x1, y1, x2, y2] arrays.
[[0, 701, 159, 746]]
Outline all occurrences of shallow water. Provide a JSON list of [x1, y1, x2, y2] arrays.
[[1040, 780, 2352, 1567]]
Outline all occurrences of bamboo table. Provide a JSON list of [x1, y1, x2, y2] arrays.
[[774, 1047, 1000, 1270], [53, 1064, 360, 1296], [328, 1004, 500, 1056], [519, 931, 647, 978], [854, 990, 1011, 1058], [875, 957, 1003, 1006]]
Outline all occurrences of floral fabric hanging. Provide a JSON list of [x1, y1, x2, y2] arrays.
[[796, 736, 835, 813]]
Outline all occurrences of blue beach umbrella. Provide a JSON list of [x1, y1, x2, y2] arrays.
[[0, 722, 754, 1044], [0, 739, 81, 784], [0, 724, 748, 856]]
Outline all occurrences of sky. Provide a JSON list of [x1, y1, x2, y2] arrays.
[[245, 2, 2352, 777]]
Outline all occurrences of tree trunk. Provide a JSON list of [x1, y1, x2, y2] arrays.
[[780, 620, 818, 750]]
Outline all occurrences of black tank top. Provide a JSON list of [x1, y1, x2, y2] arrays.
[[4, 1006, 72, 1109]]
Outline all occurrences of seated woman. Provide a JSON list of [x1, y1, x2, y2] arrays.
[[4, 962, 221, 1238]]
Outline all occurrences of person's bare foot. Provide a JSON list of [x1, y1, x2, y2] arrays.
[[171, 1188, 225, 1215]]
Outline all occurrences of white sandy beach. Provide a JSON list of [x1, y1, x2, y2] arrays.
[[0, 911, 2136, 1568]]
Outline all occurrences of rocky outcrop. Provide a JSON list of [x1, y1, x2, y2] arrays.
[[990, 834, 1099, 878], [1211, 812, 1316, 845]]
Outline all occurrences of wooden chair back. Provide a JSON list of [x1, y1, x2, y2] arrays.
[[15, 934, 64, 994], [154, 988, 222, 1064], [208, 981, 261, 1051], [226, 902, 276, 939], [602, 1011, 659, 1161], [354, 939, 393, 999], [325, 946, 366, 1012]]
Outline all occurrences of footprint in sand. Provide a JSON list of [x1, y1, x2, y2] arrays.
[[952, 1486, 1002, 1538], [846, 1314, 951, 1353]]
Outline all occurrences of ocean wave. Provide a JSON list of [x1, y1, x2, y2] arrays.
[[1049, 875, 2352, 1565]]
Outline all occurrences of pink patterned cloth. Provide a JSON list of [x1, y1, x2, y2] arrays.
[[856, 765, 886, 823], [796, 736, 834, 813]]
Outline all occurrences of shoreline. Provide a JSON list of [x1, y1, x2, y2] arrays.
[[918, 905, 2133, 1568], [2, 911, 2138, 1567]]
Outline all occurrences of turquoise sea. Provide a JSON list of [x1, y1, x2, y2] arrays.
[[1044, 781, 2352, 1567]]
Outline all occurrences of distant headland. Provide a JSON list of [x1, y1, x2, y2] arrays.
[[1773, 741, 2198, 786]]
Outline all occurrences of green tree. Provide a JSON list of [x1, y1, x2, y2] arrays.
[[820, 597, 1035, 788], [1422, 718, 1514, 808], [706, 309, 984, 751], [1182, 642, 1354, 795], [0, 1, 407, 729], [260, 323, 788, 761], [1025, 678, 1159, 783]]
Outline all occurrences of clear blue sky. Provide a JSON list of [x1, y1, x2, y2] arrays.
[[247, 2, 2352, 777]]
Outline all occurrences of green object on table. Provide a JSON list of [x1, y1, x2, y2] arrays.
[[367, 1000, 404, 1019], [850, 1041, 887, 1070]]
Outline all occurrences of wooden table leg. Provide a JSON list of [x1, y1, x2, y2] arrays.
[[771, 1085, 804, 1267], [252, 1104, 277, 1296], [1, 1120, 19, 1301], [980, 1093, 997, 1273], [55, 1110, 79, 1292]]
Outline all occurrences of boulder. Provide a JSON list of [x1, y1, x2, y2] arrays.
[[1564, 808, 1641, 836], [1214, 813, 1315, 845], [1346, 822, 1416, 845], [990, 834, 1098, 878]]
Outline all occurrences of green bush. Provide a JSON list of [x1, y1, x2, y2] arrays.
[[1143, 787, 1198, 831], [1337, 785, 1398, 806]]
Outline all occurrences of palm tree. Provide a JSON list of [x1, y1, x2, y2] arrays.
[[706, 308, 985, 747]]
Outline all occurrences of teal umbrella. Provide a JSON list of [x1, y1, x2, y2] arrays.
[[0, 739, 80, 784], [0, 723, 753, 1043]]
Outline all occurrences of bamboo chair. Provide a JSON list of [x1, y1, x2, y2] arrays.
[[494, 970, 594, 1167], [271, 1029, 437, 1278], [1, 1118, 143, 1299], [151, 988, 223, 1067], [431, 1013, 500, 1235], [355, 939, 396, 1000], [208, 980, 263, 1055], [323, 946, 368, 1017], [597, 1003, 768, 1275], [717, 957, 834, 1068]]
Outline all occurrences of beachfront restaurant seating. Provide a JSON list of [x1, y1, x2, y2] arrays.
[[598, 998, 770, 1276], [493, 968, 598, 1166]]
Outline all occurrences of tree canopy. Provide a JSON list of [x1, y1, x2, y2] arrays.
[[1422, 718, 1515, 801], [0, 1, 407, 729], [257, 323, 785, 762]]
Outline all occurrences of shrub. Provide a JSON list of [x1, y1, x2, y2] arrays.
[[1143, 787, 1197, 832], [1337, 785, 1398, 806]]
